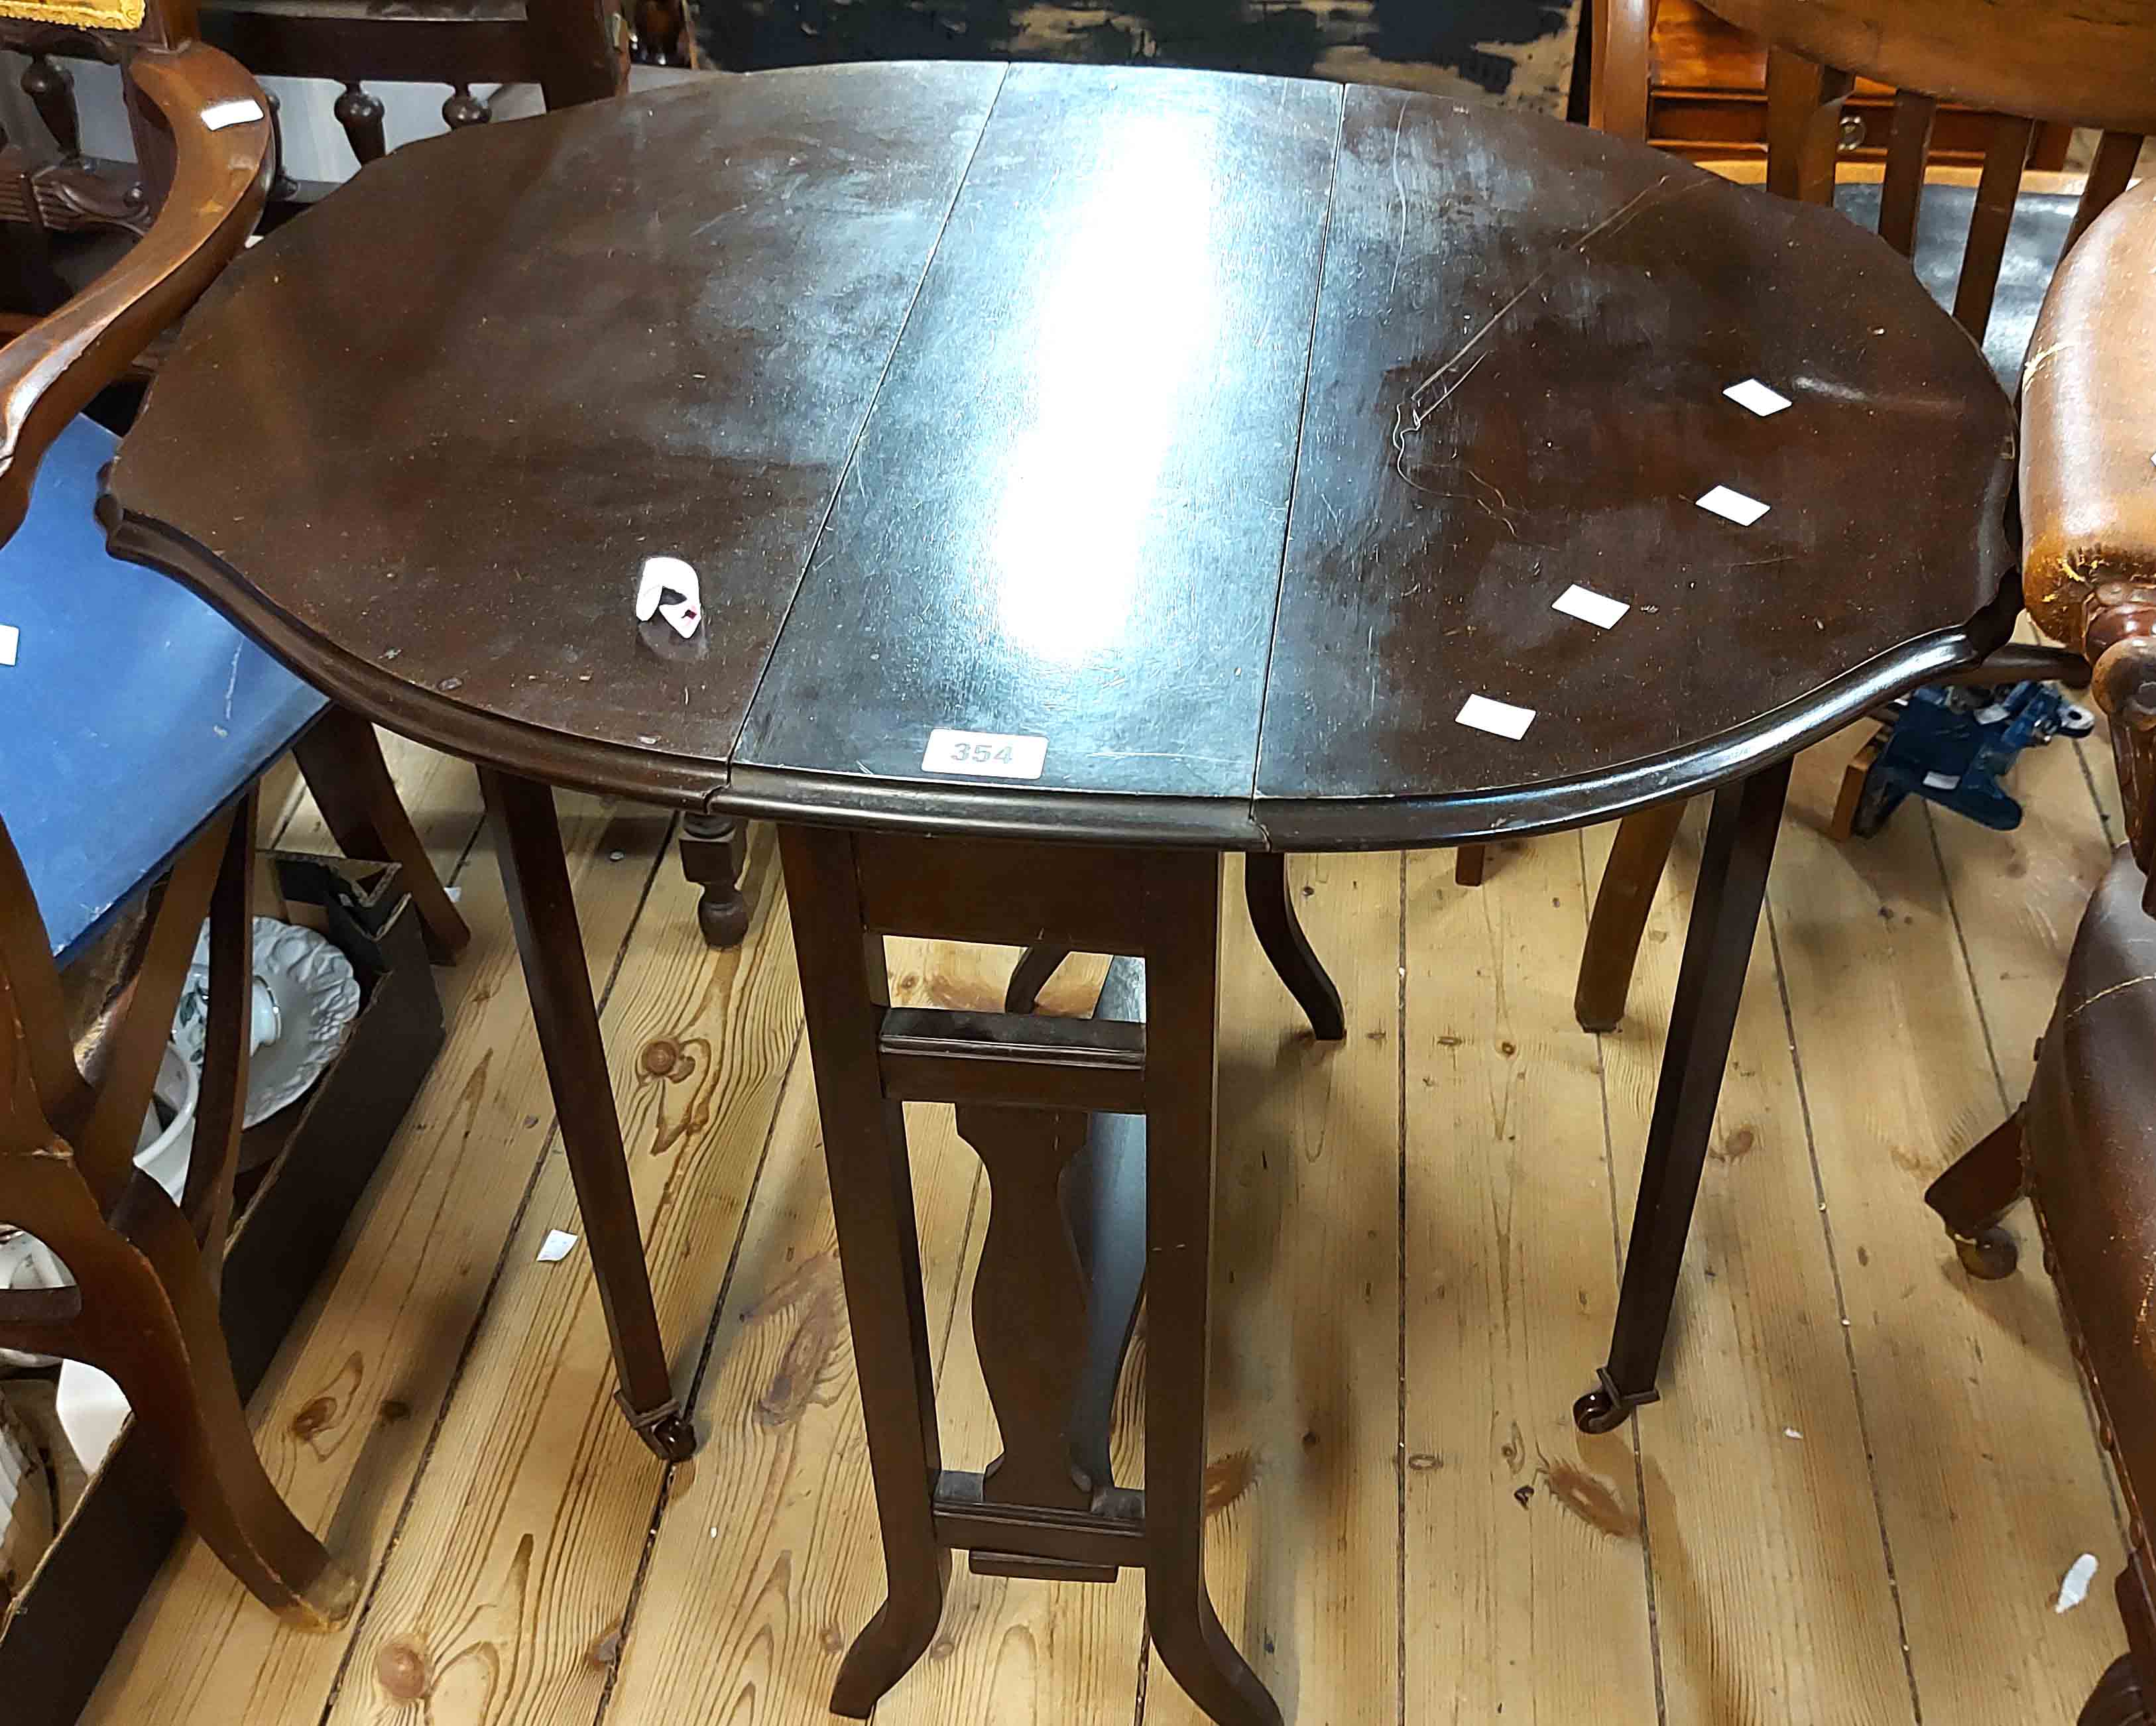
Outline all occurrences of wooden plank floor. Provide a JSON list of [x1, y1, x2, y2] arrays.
[[84, 719, 2129, 1725]]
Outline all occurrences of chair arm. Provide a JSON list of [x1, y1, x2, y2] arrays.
[[1588, 0, 1655, 143], [2020, 175, 2156, 871], [0, 42, 270, 540], [2021, 174, 2156, 656]]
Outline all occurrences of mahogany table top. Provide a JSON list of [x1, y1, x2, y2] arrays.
[[105, 60, 2016, 848]]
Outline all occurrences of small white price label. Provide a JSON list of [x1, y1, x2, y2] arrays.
[[922, 727, 1048, 780], [201, 98, 266, 131]]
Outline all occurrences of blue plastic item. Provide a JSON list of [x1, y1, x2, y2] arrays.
[[0, 415, 322, 964], [1854, 680, 2093, 836]]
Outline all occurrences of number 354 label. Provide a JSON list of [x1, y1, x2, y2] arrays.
[[922, 728, 1048, 780]]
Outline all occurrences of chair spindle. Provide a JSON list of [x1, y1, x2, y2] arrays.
[[1764, 48, 1854, 205], [263, 87, 297, 202], [2066, 129, 2145, 254], [1876, 91, 1939, 256], [442, 83, 490, 128], [332, 81, 385, 167], [20, 52, 78, 161], [1952, 113, 2037, 339]]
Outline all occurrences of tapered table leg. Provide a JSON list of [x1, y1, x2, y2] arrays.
[[1575, 761, 1789, 1435], [295, 704, 472, 963], [1143, 851, 1282, 1726], [481, 768, 695, 1462], [779, 824, 951, 1718]]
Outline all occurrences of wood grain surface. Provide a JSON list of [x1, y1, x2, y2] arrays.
[[82, 711, 2129, 1724]]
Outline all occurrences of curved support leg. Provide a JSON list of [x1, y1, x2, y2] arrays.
[[0, 1164, 354, 1627], [1924, 1113, 2025, 1279], [1144, 856, 1283, 1726], [295, 705, 472, 964], [780, 825, 951, 1718], [1575, 798, 1688, 1033], [678, 809, 751, 949], [1576, 764, 1788, 1435], [1242, 852, 1345, 1043], [483, 769, 694, 1463], [1005, 945, 1071, 1015]]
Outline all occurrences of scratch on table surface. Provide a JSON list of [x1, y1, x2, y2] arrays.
[[222, 644, 240, 723], [2137, 1264, 2156, 1344], [1388, 98, 1411, 300], [1390, 176, 1706, 486], [1089, 748, 1238, 766]]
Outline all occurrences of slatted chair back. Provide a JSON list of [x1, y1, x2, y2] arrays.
[[198, 0, 632, 174], [1594, 0, 2156, 348]]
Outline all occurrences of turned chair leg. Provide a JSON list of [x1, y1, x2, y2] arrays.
[[678, 809, 751, 949], [294, 703, 472, 963], [1576, 797, 1689, 1032], [1924, 1114, 2027, 1279]]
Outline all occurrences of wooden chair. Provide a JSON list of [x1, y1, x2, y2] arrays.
[[1570, 0, 2155, 1032], [1923, 174, 2156, 1725], [0, 0, 399, 1629], [0, 0, 745, 946]]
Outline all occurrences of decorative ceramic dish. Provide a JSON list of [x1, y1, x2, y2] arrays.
[[172, 917, 361, 1127]]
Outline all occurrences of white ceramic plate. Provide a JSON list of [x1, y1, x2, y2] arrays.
[[172, 917, 361, 1127]]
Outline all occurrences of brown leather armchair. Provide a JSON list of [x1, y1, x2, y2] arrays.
[[1925, 173, 2156, 1726]]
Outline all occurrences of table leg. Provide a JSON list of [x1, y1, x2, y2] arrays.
[[1575, 761, 1789, 1435], [294, 703, 472, 964], [678, 807, 751, 949], [481, 768, 695, 1462], [1144, 853, 1283, 1726], [781, 827, 1276, 1726], [780, 825, 950, 1718], [1242, 852, 1345, 1042]]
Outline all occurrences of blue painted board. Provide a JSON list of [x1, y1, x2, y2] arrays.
[[0, 416, 323, 965]]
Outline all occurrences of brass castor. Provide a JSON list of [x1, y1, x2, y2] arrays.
[[1573, 1386, 1632, 1435], [1952, 1225, 2019, 1281], [638, 1410, 699, 1463]]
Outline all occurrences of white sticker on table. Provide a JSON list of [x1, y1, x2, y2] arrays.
[[1922, 771, 1960, 792], [1697, 485, 1771, 526], [922, 728, 1048, 779], [0, 623, 16, 667], [1456, 694, 1535, 740], [1551, 585, 1628, 630], [536, 1229, 579, 1263], [201, 98, 266, 132], [1723, 378, 1792, 417]]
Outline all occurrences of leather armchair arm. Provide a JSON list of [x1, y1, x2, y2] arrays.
[[0, 41, 270, 539], [2020, 174, 2156, 882]]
